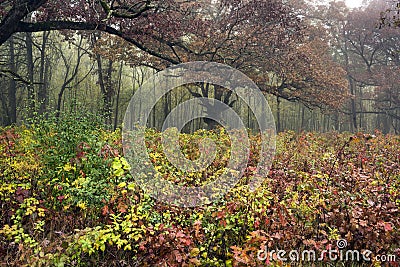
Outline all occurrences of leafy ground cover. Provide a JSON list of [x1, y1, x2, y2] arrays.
[[0, 116, 399, 266]]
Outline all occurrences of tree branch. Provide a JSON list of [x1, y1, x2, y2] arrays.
[[15, 21, 180, 64], [0, 0, 47, 44]]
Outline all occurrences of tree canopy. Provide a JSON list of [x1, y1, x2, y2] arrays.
[[0, 0, 349, 109]]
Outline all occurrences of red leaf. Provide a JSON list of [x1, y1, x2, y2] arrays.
[[102, 205, 109, 216], [384, 222, 393, 232]]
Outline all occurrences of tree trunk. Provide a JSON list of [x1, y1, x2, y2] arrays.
[[0, 0, 47, 45], [56, 36, 84, 118], [105, 59, 114, 126], [348, 77, 357, 131], [113, 62, 123, 130], [300, 105, 306, 131], [276, 96, 281, 132], [38, 31, 49, 115], [25, 32, 35, 112], [7, 36, 17, 125], [96, 54, 106, 118]]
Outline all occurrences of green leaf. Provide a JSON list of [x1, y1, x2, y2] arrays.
[[112, 158, 122, 170], [114, 168, 124, 177]]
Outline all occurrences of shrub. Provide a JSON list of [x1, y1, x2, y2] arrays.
[[0, 121, 399, 266]]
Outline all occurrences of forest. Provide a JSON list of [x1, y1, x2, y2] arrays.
[[0, 0, 399, 266]]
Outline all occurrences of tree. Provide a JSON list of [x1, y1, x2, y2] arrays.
[[380, 0, 400, 28], [55, 35, 90, 118], [314, 0, 400, 132], [89, 1, 349, 117], [1, 0, 351, 128], [0, 0, 209, 63]]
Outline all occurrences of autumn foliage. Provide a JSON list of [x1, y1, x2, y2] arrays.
[[0, 116, 399, 266]]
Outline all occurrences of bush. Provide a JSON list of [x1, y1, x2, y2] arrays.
[[0, 120, 399, 266]]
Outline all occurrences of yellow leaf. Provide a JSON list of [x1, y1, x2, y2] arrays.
[[190, 247, 200, 257]]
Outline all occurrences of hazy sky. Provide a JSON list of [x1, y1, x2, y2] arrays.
[[345, 0, 364, 8]]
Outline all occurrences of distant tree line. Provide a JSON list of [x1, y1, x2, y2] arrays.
[[0, 0, 399, 133]]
